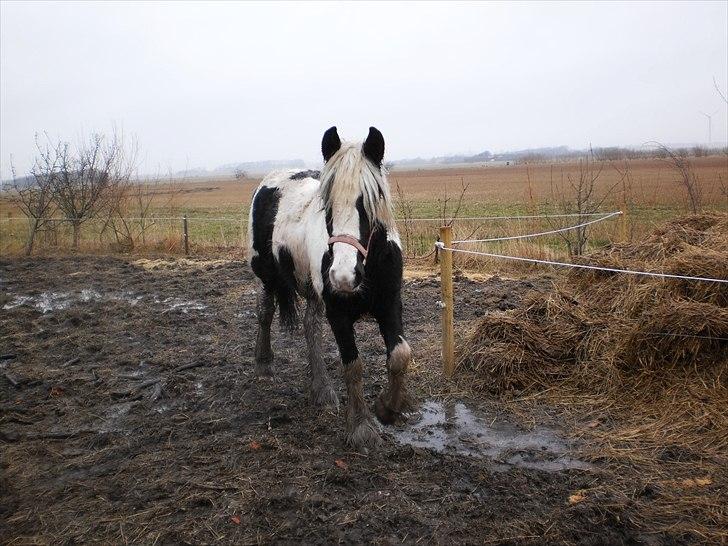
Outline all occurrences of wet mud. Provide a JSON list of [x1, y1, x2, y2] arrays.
[[1, 256, 643, 544]]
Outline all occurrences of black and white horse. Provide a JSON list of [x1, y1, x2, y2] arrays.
[[248, 126, 412, 450]]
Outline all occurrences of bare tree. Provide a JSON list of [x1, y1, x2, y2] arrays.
[[8, 142, 58, 255], [41, 131, 136, 249], [438, 177, 470, 227], [394, 180, 416, 258], [713, 78, 728, 160], [549, 148, 619, 255], [653, 143, 703, 214], [100, 180, 148, 251], [718, 174, 727, 209], [97, 162, 189, 252], [714, 76, 728, 105], [435, 177, 470, 263]]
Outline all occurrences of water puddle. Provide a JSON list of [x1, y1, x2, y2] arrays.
[[2, 290, 205, 314], [79, 289, 144, 306], [3, 292, 73, 313], [392, 400, 592, 472], [155, 296, 208, 313]]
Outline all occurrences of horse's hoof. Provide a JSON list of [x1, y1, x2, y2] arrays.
[[375, 390, 415, 425], [254, 362, 274, 377], [398, 391, 416, 414], [347, 417, 382, 452], [375, 396, 398, 425], [311, 382, 339, 409]]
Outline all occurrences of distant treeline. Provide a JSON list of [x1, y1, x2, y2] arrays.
[[173, 159, 307, 179], [5, 145, 726, 189], [390, 144, 727, 167]]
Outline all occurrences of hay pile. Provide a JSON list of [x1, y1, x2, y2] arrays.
[[458, 213, 728, 542], [459, 213, 728, 394]]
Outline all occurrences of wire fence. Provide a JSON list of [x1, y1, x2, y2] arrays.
[[0, 216, 241, 223], [435, 211, 726, 283], [435, 243, 728, 284], [0, 215, 245, 255], [0, 211, 619, 224], [451, 211, 623, 244], [1, 210, 631, 258], [435, 217, 728, 376]]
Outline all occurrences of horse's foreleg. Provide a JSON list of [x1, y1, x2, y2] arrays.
[[374, 300, 414, 424], [303, 297, 339, 408], [329, 315, 382, 451], [254, 287, 275, 376]]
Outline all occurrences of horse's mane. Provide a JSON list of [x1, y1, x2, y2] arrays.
[[319, 143, 397, 232]]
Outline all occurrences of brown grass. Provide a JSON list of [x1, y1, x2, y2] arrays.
[[457, 213, 728, 543], [390, 156, 728, 208], [4, 156, 724, 217], [1, 157, 726, 257]]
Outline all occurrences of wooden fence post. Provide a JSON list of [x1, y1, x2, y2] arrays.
[[440, 225, 455, 377], [183, 215, 189, 256]]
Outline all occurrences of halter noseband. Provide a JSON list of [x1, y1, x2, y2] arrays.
[[328, 229, 376, 264]]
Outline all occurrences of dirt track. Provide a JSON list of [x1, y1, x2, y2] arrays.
[[2, 256, 648, 544]]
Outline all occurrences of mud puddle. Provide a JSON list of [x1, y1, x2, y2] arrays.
[[392, 400, 592, 472], [2, 289, 206, 314]]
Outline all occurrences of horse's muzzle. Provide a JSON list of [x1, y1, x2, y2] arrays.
[[329, 268, 359, 294], [328, 256, 364, 294]]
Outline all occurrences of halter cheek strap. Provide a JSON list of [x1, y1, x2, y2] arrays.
[[328, 228, 376, 264]]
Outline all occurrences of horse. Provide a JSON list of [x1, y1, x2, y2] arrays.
[[247, 126, 413, 450]]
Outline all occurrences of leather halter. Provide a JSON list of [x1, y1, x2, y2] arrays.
[[328, 229, 376, 263]]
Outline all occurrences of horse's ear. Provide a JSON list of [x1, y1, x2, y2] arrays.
[[362, 126, 385, 167], [322, 126, 341, 163]]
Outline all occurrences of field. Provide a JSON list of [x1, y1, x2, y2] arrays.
[[1, 158, 727, 544], [1, 156, 726, 260]]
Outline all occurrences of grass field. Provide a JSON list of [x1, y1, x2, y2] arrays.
[[1, 155, 726, 263]]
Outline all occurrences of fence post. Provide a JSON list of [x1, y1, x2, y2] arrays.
[[183, 215, 189, 256], [439, 225, 455, 377]]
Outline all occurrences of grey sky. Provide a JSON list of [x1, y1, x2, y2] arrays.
[[1, 1, 727, 177]]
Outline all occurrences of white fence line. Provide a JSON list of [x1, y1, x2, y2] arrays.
[[452, 211, 622, 244], [0, 216, 240, 223], [407, 212, 616, 222], [434, 243, 728, 284], [0, 211, 620, 224]]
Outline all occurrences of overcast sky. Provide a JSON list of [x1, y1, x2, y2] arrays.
[[1, 1, 727, 177]]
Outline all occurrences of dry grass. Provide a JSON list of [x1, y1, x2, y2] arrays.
[[1, 156, 726, 261], [389, 156, 728, 211], [457, 213, 728, 543]]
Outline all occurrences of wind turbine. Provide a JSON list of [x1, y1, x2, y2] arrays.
[[700, 110, 719, 145]]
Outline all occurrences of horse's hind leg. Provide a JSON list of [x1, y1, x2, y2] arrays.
[[303, 297, 338, 408], [374, 300, 414, 424], [254, 287, 275, 376]]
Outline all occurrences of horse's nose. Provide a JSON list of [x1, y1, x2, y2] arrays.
[[329, 267, 357, 293]]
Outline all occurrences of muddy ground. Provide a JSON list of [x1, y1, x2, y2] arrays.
[[1, 256, 653, 544]]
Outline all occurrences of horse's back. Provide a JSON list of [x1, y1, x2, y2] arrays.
[[257, 168, 321, 192]]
